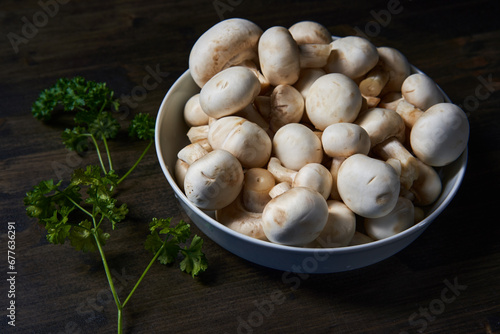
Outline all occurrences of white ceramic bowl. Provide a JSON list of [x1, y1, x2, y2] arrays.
[[155, 69, 467, 274]]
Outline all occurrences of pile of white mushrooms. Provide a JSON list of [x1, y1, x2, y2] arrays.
[[174, 18, 470, 248]]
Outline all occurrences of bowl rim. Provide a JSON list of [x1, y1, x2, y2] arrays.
[[155, 67, 468, 257]]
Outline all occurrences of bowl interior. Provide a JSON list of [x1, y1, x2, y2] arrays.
[[155, 69, 467, 273]]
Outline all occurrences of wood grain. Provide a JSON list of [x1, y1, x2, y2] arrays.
[[1, 0, 499, 333]]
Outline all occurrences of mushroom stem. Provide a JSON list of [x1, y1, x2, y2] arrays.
[[177, 142, 208, 165], [395, 100, 424, 129], [269, 182, 292, 199], [186, 125, 209, 144], [359, 65, 390, 97], [267, 157, 297, 183], [372, 137, 419, 190]]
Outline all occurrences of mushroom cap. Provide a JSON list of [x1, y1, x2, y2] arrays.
[[184, 94, 209, 127], [410, 103, 469, 167], [410, 159, 442, 206], [321, 123, 371, 158], [293, 163, 333, 200], [242, 168, 275, 213], [258, 26, 301, 86], [355, 107, 406, 148], [293, 68, 326, 99], [269, 84, 305, 132], [325, 36, 379, 79], [199, 66, 261, 119], [377, 46, 411, 94], [364, 197, 415, 240], [401, 73, 444, 111], [189, 18, 263, 88], [262, 187, 329, 246], [288, 21, 333, 45], [308, 200, 356, 248], [208, 116, 272, 168], [272, 123, 323, 171], [337, 154, 400, 218], [305, 73, 362, 130], [216, 196, 267, 240], [184, 149, 244, 210]]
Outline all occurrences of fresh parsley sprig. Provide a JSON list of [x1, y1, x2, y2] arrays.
[[25, 77, 207, 334]]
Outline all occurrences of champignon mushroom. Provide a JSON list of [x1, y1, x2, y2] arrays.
[[321, 123, 371, 158], [272, 123, 323, 171], [262, 187, 329, 246], [308, 200, 356, 248], [305, 73, 363, 130], [354, 107, 406, 148], [324, 36, 379, 79], [364, 197, 415, 240], [298, 44, 333, 69], [189, 18, 263, 87], [337, 154, 400, 218], [293, 68, 326, 99], [183, 149, 244, 210], [288, 21, 333, 45], [269, 84, 304, 132], [208, 116, 272, 168], [216, 195, 267, 240], [293, 163, 333, 200], [348, 232, 374, 246], [241, 168, 275, 213], [401, 73, 444, 111], [410, 158, 442, 206], [199, 66, 261, 119], [410, 103, 470, 167], [184, 94, 210, 127], [258, 26, 301, 86], [375, 46, 411, 96]]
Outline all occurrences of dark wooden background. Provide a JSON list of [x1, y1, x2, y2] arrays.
[[1, 0, 499, 333]]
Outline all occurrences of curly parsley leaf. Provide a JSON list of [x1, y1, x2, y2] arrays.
[[129, 113, 155, 141], [145, 218, 207, 277], [62, 126, 90, 152]]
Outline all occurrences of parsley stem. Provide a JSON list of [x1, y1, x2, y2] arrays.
[[103, 137, 114, 172], [92, 226, 123, 319], [117, 140, 153, 185], [90, 134, 107, 174], [121, 241, 165, 308], [64, 194, 94, 219]]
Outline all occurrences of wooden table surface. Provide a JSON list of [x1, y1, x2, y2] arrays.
[[1, 0, 499, 333]]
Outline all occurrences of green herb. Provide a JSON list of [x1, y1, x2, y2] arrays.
[[25, 77, 207, 334]]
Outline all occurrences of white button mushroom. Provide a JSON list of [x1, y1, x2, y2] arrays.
[[199, 66, 261, 119], [337, 154, 400, 218], [262, 187, 329, 246], [377, 46, 411, 95], [308, 200, 356, 248], [349, 232, 374, 246], [258, 26, 301, 86], [410, 158, 442, 206], [241, 168, 275, 213], [305, 73, 363, 130], [410, 103, 470, 167], [272, 123, 323, 171], [293, 68, 326, 99], [216, 195, 267, 240], [288, 21, 333, 45], [364, 197, 415, 240], [354, 107, 406, 148], [184, 93, 210, 127], [292, 163, 333, 200], [325, 36, 379, 79], [401, 73, 444, 111], [183, 149, 244, 211], [321, 123, 371, 158], [208, 116, 272, 168], [189, 18, 263, 87], [269, 84, 305, 132]]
